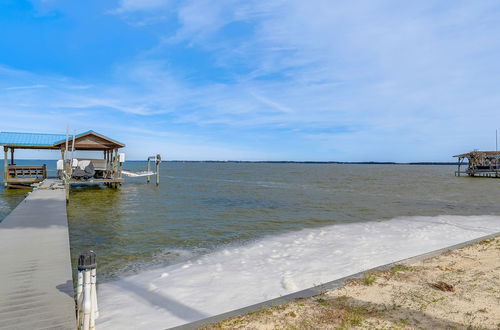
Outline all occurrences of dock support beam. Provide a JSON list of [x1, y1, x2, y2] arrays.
[[3, 147, 8, 188], [65, 182, 70, 202]]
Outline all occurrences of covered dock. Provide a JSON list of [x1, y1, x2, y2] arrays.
[[0, 130, 125, 189], [453, 151, 500, 177]]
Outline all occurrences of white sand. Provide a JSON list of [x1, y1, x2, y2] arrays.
[[211, 236, 500, 329], [96, 215, 500, 329]]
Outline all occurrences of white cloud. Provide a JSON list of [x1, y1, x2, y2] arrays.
[[5, 84, 46, 90], [113, 0, 170, 13]]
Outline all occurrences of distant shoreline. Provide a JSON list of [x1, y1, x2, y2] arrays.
[[165, 161, 460, 165], [7, 159, 461, 165]]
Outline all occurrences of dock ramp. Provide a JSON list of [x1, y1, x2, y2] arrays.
[[0, 180, 76, 329]]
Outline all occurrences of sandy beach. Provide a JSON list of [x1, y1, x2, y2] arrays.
[[205, 236, 500, 329]]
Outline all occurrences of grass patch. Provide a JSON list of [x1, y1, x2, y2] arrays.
[[390, 264, 412, 275], [315, 297, 330, 306], [362, 274, 376, 286], [342, 310, 362, 327], [337, 306, 370, 329]]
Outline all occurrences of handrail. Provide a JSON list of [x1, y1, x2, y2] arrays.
[[7, 165, 46, 169], [7, 164, 47, 180]]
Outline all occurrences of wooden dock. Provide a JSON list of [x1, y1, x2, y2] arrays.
[[0, 179, 76, 329]]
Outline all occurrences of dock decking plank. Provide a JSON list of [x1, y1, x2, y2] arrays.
[[0, 181, 76, 330]]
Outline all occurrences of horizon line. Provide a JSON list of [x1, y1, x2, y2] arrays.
[[5, 159, 461, 165]]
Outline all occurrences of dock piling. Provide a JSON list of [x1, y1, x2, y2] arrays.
[[3, 147, 7, 188], [147, 157, 151, 184], [146, 154, 161, 185], [156, 154, 161, 186], [77, 250, 98, 330]]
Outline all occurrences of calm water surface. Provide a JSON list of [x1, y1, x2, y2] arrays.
[[2, 162, 500, 281]]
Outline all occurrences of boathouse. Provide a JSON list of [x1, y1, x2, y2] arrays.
[[453, 151, 500, 177], [1, 130, 125, 188]]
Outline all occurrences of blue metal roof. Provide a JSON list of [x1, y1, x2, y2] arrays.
[[0, 132, 67, 147], [0, 130, 125, 148]]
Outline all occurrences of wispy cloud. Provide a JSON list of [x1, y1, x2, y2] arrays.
[[2, 1, 500, 160], [112, 0, 171, 13], [5, 84, 46, 90]]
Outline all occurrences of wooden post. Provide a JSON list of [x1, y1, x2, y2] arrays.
[[3, 147, 8, 188], [112, 149, 118, 188], [118, 152, 123, 180], [114, 149, 118, 174], [147, 158, 151, 184], [457, 157, 461, 177], [102, 151, 107, 185], [156, 154, 161, 186], [65, 182, 70, 202], [105, 150, 109, 181], [10, 148, 14, 165]]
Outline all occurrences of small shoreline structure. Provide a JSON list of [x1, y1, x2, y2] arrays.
[[453, 150, 500, 177]]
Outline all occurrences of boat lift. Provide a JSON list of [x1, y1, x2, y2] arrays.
[[121, 154, 161, 185]]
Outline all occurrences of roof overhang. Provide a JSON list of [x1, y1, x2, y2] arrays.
[[2, 145, 60, 150], [53, 130, 125, 151], [453, 151, 500, 157]]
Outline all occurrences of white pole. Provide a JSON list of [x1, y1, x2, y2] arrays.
[[71, 130, 76, 161], [65, 126, 69, 161], [91, 267, 99, 319], [77, 251, 98, 330], [76, 270, 83, 312], [83, 270, 92, 330]]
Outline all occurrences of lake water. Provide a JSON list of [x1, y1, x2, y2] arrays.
[[2, 161, 500, 282], [3, 161, 500, 328]]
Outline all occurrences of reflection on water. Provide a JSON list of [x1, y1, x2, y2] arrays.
[[2, 162, 500, 282]]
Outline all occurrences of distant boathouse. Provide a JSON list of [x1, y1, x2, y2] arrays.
[[454, 151, 500, 177]]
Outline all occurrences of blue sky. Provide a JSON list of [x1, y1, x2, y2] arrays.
[[1, 0, 500, 161]]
